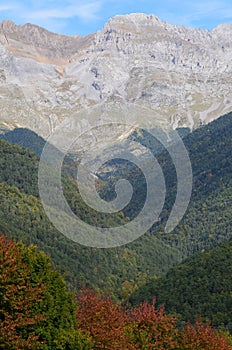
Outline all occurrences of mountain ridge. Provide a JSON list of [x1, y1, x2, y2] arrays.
[[0, 13, 231, 140], [0, 19, 93, 65]]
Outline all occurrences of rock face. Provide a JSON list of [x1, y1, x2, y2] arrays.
[[0, 14, 231, 139], [0, 20, 93, 64]]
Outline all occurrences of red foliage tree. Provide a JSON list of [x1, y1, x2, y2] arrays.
[[0, 234, 45, 349], [76, 289, 130, 349], [180, 320, 232, 350], [76, 290, 232, 349], [126, 298, 179, 349]]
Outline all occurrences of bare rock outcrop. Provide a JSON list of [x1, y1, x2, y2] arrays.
[[0, 14, 231, 139]]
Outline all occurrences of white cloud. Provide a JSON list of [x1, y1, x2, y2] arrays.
[[0, 4, 16, 12], [25, 1, 102, 22], [0, 0, 231, 35], [157, 0, 232, 28], [190, 0, 232, 18], [77, 2, 102, 21]]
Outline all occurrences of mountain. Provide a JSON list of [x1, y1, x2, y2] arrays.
[[0, 137, 181, 299], [0, 20, 93, 65], [2, 235, 231, 350], [0, 127, 46, 156], [0, 14, 231, 141], [0, 111, 231, 301], [100, 112, 232, 256], [129, 238, 232, 332]]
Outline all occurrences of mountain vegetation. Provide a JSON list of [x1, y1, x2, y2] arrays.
[[0, 137, 180, 300], [1, 234, 232, 349], [0, 13, 231, 347], [130, 238, 232, 332], [0, 234, 91, 349], [0, 128, 47, 157], [0, 111, 231, 344], [101, 112, 232, 256]]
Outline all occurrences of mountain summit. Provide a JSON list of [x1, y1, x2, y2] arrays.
[[0, 20, 93, 65], [0, 14, 231, 138]]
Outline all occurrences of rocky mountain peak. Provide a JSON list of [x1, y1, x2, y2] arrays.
[[0, 20, 93, 65], [1, 20, 17, 31], [212, 23, 232, 43], [105, 13, 162, 30], [0, 14, 231, 140], [213, 22, 232, 32]]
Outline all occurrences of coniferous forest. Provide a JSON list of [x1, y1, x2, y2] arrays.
[[0, 112, 232, 348]]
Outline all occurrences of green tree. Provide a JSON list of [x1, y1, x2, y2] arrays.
[[0, 234, 92, 349]]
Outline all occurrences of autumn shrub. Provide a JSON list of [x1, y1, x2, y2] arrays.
[[76, 290, 232, 350]]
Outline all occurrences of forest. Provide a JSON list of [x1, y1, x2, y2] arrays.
[[1, 234, 232, 349], [0, 112, 232, 348]]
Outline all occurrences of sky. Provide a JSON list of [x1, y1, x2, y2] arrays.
[[0, 0, 231, 36]]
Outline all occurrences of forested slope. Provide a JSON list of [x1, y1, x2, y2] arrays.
[[0, 139, 181, 299], [130, 239, 232, 332], [2, 234, 231, 349], [0, 112, 231, 302], [101, 112, 232, 255]]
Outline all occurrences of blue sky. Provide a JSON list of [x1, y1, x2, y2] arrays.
[[0, 0, 231, 36]]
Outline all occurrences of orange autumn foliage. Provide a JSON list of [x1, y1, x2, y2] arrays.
[[0, 234, 45, 349], [1, 234, 231, 350], [76, 289, 129, 349], [126, 298, 179, 349], [180, 321, 232, 350], [76, 290, 232, 350]]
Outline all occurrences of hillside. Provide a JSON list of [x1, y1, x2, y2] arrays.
[[0, 12, 232, 346], [154, 111, 232, 255], [129, 239, 232, 332], [0, 127, 46, 157], [2, 234, 231, 349], [0, 111, 231, 301], [101, 112, 232, 256], [0, 138, 181, 299], [125, 113, 232, 329]]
